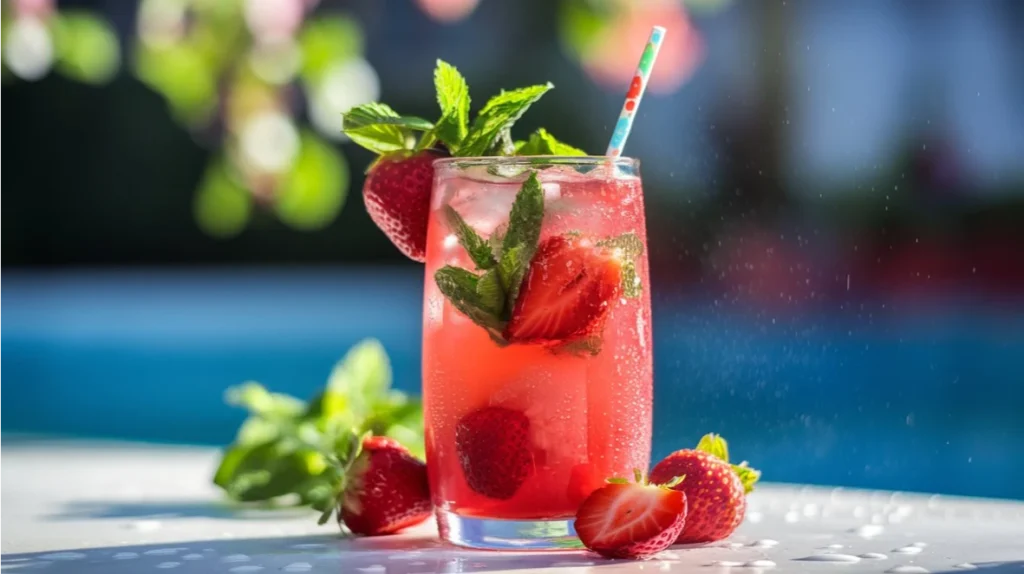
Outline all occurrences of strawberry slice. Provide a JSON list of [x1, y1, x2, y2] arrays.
[[455, 406, 533, 500], [574, 478, 688, 559], [362, 151, 440, 262], [504, 235, 623, 344], [339, 436, 432, 536]]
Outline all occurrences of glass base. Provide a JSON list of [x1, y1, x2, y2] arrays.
[[436, 509, 582, 551]]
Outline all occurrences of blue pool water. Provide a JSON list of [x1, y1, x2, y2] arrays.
[[3, 269, 1022, 500]]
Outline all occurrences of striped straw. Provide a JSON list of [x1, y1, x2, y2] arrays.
[[605, 26, 666, 158]]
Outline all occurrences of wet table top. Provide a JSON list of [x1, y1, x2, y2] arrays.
[[2, 440, 1022, 573]]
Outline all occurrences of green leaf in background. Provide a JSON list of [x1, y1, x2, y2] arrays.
[[49, 11, 120, 85], [326, 338, 392, 419], [136, 42, 218, 124], [225, 382, 305, 420], [194, 158, 252, 238], [298, 16, 364, 86], [458, 83, 554, 156], [342, 103, 431, 155], [515, 128, 587, 156], [275, 131, 349, 231], [442, 205, 496, 270], [433, 59, 471, 148]]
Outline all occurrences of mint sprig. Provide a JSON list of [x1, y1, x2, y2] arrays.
[[433, 172, 544, 343], [213, 339, 425, 516], [342, 60, 575, 159]]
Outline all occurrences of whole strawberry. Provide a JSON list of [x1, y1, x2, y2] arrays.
[[338, 435, 432, 536], [648, 434, 760, 544], [455, 406, 533, 499], [362, 151, 440, 262], [574, 471, 688, 559]]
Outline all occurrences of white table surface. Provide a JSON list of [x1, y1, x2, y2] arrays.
[[2, 439, 1022, 573]]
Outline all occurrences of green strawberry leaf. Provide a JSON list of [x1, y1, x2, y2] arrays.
[[342, 102, 432, 155], [433, 59, 470, 149], [458, 84, 554, 156], [662, 475, 686, 489], [515, 128, 587, 156], [443, 205, 496, 270], [732, 462, 761, 494], [434, 265, 506, 339], [695, 433, 730, 462]]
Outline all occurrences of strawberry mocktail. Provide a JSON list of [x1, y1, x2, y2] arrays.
[[422, 157, 653, 549]]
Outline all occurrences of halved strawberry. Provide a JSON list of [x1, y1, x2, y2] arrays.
[[455, 406, 533, 500], [362, 151, 440, 262], [574, 477, 688, 559], [504, 235, 623, 344]]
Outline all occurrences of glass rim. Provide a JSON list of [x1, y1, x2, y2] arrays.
[[433, 155, 639, 168]]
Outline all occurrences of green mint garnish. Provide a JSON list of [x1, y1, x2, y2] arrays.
[[342, 59, 570, 159], [442, 205, 495, 270], [433, 172, 545, 343], [515, 128, 587, 156], [433, 59, 471, 149], [341, 102, 433, 155], [458, 83, 553, 156]]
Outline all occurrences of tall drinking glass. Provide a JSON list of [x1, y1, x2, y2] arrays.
[[422, 157, 653, 549]]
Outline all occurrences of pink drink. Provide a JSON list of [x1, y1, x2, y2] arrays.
[[421, 157, 653, 548]]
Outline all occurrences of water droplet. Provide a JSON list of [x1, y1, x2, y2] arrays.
[[358, 567, 386, 573], [893, 546, 923, 555], [859, 553, 888, 560], [784, 510, 800, 523], [885, 566, 929, 574], [182, 554, 203, 560], [742, 560, 776, 568], [822, 544, 844, 550], [750, 539, 779, 548], [128, 520, 162, 532], [283, 564, 313, 572], [707, 561, 745, 567], [746, 511, 764, 523], [229, 567, 264, 573], [156, 562, 181, 569], [39, 552, 87, 560], [222, 554, 251, 563], [290, 543, 327, 550], [145, 548, 185, 556], [796, 554, 861, 563], [953, 564, 977, 570], [911, 542, 927, 548], [851, 524, 884, 537]]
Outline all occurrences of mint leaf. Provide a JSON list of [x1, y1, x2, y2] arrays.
[[433, 60, 470, 148], [497, 244, 524, 306], [225, 382, 305, 420], [515, 128, 587, 156], [326, 339, 392, 420], [459, 83, 554, 156], [434, 266, 506, 338], [598, 232, 644, 259], [443, 205, 496, 270], [342, 102, 432, 154], [695, 433, 730, 462], [476, 269, 505, 316], [621, 260, 642, 299], [502, 172, 544, 257], [732, 462, 761, 494]]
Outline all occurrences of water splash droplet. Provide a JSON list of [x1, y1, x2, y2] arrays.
[[796, 554, 861, 563], [953, 564, 977, 570], [229, 566, 264, 573], [113, 552, 139, 560], [859, 553, 888, 560], [885, 566, 929, 574], [893, 546, 923, 555], [707, 561, 745, 567], [222, 554, 251, 563], [283, 564, 313, 572], [851, 524, 885, 538], [156, 562, 181, 569], [750, 539, 779, 548], [742, 560, 777, 568], [39, 552, 87, 561]]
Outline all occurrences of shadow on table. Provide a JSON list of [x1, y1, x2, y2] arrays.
[[0, 532, 619, 573], [46, 500, 314, 521]]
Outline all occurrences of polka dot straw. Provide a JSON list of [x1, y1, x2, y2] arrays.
[[605, 26, 666, 158]]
